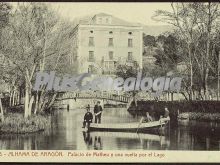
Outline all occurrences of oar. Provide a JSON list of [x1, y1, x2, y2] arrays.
[[136, 117, 144, 133]]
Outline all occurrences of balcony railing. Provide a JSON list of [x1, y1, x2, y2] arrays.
[[102, 70, 116, 75], [103, 58, 116, 62], [88, 69, 97, 74]]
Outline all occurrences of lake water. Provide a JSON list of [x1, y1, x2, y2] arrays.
[[1, 107, 220, 150]]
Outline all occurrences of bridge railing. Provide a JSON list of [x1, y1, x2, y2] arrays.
[[56, 91, 131, 103]]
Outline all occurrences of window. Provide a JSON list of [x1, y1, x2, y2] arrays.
[[106, 18, 109, 23], [128, 52, 133, 61], [109, 31, 113, 34], [90, 30, 93, 33], [109, 38, 113, 46], [109, 51, 114, 60], [89, 51, 94, 62], [99, 18, 102, 23], [89, 37, 94, 46], [88, 65, 95, 74], [128, 38, 133, 47], [128, 32, 132, 35]]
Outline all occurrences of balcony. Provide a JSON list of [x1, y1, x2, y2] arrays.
[[102, 70, 116, 75], [102, 60, 116, 75]]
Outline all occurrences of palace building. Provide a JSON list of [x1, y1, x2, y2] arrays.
[[70, 13, 143, 75]]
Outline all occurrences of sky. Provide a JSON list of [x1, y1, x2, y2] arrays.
[[49, 3, 172, 26]]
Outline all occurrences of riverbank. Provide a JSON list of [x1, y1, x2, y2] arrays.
[[127, 100, 220, 122], [178, 112, 220, 122], [0, 113, 51, 134]]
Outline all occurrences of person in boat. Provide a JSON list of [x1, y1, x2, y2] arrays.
[[142, 112, 153, 123], [87, 104, 90, 110], [164, 107, 169, 118], [94, 101, 103, 123], [82, 105, 93, 128]]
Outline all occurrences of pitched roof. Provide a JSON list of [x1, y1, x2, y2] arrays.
[[79, 13, 142, 27], [94, 13, 111, 17]]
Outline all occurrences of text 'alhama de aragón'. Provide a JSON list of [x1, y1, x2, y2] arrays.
[[7, 151, 63, 157]]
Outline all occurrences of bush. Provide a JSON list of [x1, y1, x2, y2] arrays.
[[0, 113, 51, 133], [178, 112, 220, 122]]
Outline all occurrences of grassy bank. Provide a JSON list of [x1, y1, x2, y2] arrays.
[[178, 112, 220, 122], [0, 113, 51, 134]]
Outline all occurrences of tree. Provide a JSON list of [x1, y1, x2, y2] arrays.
[[154, 34, 181, 71], [153, 2, 220, 100], [115, 61, 140, 98], [157, 34, 166, 44], [116, 61, 140, 80], [0, 2, 11, 121], [1, 3, 75, 117], [0, 3, 11, 31], [143, 34, 156, 47]]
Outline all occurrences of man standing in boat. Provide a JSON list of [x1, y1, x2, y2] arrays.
[[94, 101, 103, 123], [164, 107, 169, 118], [82, 105, 93, 128]]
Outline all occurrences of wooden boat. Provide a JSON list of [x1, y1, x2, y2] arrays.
[[88, 117, 170, 133]]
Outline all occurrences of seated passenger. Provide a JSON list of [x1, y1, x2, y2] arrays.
[[142, 112, 153, 123], [82, 106, 93, 128]]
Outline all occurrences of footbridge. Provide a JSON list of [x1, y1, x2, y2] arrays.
[[56, 91, 131, 103]]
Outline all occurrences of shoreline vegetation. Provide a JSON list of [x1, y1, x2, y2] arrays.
[[0, 112, 51, 134], [1, 103, 220, 134], [128, 100, 220, 122], [178, 112, 220, 122]]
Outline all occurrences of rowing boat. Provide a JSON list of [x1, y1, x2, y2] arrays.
[[88, 117, 170, 133]]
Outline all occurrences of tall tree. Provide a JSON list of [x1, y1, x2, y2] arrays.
[[154, 34, 181, 71], [1, 3, 75, 117], [153, 2, 220, 100], [0, 2, 11, 121]]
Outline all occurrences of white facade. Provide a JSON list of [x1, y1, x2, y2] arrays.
[[70, 13, 143, 75]]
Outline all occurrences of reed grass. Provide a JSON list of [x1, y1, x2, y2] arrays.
[[0, 113, 51, 133], [178, 112, 220, 122]]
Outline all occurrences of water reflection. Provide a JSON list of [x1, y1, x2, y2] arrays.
[[94, 136, 102, 150], [81, 130, 168, 150], [0, 107, 220, 150], [0, 132, 47, 150]]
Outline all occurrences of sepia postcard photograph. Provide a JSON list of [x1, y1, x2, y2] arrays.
[[0, 1, 219, 163]]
